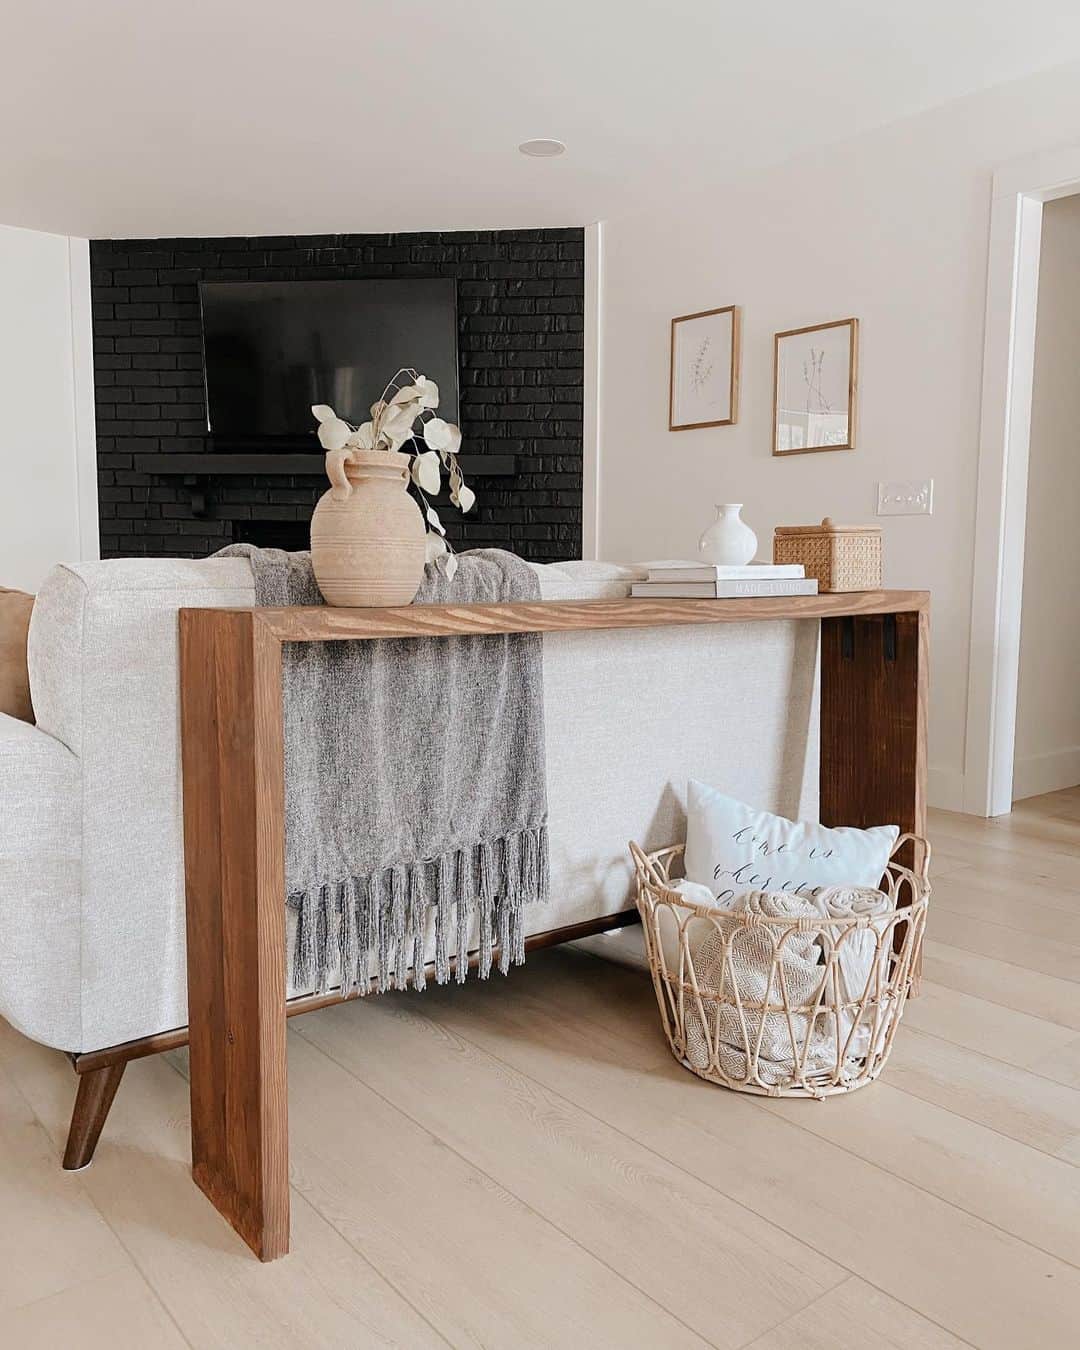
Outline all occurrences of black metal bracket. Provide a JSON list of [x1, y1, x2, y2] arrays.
[[841, 616, 855, 660], [883, 613, 898, 662], [182, 475, 210, 518]]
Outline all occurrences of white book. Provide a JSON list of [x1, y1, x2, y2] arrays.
[[645, 562, 805, 583], [631, 579, 819, 598]]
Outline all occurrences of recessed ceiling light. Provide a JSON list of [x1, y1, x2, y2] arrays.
[[518, 138, 566, 158]]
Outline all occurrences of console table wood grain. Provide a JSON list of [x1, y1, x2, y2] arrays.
[[178, 590, 928, 1260]]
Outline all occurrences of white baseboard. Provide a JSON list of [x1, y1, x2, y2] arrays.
[[927, 765, 966, 814], [1012, 745, 1080, 802]]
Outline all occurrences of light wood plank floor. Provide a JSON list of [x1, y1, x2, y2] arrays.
[[2, 793, 1080, 1348]]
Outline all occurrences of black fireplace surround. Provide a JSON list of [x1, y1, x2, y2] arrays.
[[90, 229, 584, 561]]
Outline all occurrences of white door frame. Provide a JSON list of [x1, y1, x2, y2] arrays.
[[964, 144, 1080, 817], [582, 220, 603, 560], [68, 237, 101, 564]]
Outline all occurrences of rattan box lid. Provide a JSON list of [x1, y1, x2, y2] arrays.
[[774, 516, 882, 536]]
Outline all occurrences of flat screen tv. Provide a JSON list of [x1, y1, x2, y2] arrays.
[[200, 278, 459, 441]]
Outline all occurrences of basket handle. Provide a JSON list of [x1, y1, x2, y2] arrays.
[[629, 839, 672, 891], [891, 832, 931, 884]]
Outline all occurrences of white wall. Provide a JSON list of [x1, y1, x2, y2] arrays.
[[593, 60, 1080, 810], [0, 224, 98, 594], [1013, 192, 1080, 801]]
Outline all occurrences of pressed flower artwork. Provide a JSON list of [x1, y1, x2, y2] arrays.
[[669, 305, 740, 430], [773, 318, 858, 455]]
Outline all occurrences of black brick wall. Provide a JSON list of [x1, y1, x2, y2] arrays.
[[89, 229, 584, 561]]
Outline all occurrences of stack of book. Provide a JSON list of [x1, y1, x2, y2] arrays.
[[630, 561, 817, 598]]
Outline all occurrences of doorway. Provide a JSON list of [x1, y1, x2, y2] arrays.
[[1012, 194, 1080, 807], [964, 146, 1080, 817]]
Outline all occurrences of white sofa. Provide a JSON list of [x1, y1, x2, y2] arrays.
[[0, 555, 819, 1161]]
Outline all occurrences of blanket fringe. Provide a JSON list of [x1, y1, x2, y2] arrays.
[[288, 825, 547, 997]]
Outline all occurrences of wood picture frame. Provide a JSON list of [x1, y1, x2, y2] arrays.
[[773, 317, 859, 456], [669, 305, 740, 430]]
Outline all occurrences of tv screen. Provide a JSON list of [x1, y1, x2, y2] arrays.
[[200, 278, 459, 440]]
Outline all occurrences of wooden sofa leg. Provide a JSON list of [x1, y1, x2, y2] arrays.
[[63, 1062, 126, 1170]]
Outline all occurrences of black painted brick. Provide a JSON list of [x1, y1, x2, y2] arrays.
[[90, 229, 584, 561]]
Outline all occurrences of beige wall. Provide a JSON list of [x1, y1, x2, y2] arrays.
[[593, 60, 1080, 809], [1014, 193, 1080, 800]]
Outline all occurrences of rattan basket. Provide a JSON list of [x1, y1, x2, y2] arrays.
[[773, 517, 882, 592], [629, 836, 930, 1098]]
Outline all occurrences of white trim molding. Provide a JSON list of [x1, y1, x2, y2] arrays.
[[1012, 746, 1080, 804], [928, 766, 967, 815], [67, 237, 100, 563], [964, 144, 1080, 817], [582, 221, 603, 560]]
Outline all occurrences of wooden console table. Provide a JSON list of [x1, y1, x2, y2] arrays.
[[179, 590, 928, 1260]]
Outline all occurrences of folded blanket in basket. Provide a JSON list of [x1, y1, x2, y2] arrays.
[[652, 878, 738, 974], [684, 890, 834, 1085], [216, 545, 549, 996], [818, 885, 896, 1059]]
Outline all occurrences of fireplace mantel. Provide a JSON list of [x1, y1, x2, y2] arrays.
[[133, 452, 517, 477]]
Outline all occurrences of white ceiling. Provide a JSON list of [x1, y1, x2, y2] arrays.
[[4, 0, 1080, 239]]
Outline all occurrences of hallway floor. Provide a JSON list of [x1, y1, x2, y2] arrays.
[[1, 793, 1079, 1348]]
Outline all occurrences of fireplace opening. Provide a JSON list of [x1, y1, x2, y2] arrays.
[[232, 519, 312, 552]]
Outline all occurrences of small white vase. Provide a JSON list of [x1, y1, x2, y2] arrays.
[[698, 504, 758, 566]]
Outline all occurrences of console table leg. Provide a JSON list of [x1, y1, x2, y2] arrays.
[[820, 609, 928, 835], [820, 610, 929, 989], [180, 610, 289, 1261]]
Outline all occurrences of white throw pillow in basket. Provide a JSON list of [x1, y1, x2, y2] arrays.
[[684, 780, 899, 904]]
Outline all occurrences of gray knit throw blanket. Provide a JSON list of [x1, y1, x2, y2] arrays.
[[216, 544, 549, 995]]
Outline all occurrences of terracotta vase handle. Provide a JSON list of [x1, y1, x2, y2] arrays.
[[325, 449, 354, 503]]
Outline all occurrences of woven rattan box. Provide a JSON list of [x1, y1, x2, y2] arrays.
[[774, 517, 882, 592]]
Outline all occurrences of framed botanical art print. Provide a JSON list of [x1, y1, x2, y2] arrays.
[[669, 305, 740, 430], [773, 317, 858, 455]]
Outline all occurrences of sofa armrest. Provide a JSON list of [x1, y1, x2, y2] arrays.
[[0, 711, 83, 1050]]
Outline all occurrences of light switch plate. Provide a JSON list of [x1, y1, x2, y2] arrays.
[[877, 479, 933, 516]]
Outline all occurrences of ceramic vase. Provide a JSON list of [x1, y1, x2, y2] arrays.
[[310, 448, 427, 606], [698, 503, 758, 566]]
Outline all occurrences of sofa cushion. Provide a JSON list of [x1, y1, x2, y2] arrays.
[[0, 586, 34, 723]]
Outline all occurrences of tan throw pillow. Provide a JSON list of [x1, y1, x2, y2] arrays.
[[0, 586, 34, 723]]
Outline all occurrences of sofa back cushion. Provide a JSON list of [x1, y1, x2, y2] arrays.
[[0, 586, 34, 723]]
